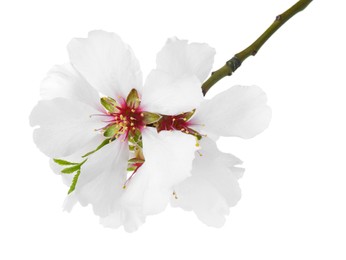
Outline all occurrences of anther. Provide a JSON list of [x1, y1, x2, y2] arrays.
[[131, 109, 136, 113]]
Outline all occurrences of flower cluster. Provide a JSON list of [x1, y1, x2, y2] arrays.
[[30, 31, 271, 232]]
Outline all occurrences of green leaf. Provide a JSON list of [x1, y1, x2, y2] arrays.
[[61, 159, 87, 174], [68, 170, 80, 194], [53, 159, 78, 166], [82, 138, 113, 158], [61, 164, 80, 174], [100, 97, 118, 113]]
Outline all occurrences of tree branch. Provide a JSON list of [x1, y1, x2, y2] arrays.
[[202, 0, 313, 95]]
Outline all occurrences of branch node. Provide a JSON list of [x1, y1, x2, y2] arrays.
[[226, 57, 242, 73], [201, 0, 313, 95]]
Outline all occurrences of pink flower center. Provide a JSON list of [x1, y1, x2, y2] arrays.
[[102, 98, 145, 139], [157, 114, 190, 133], [156, 112, 202, 140]]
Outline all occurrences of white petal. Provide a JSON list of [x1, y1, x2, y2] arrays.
[[40, 64, 101, 110], [141, 70, 203, 114], [194, 85, 272, 138], [122, 128, 197, 215], [172, 176, 229, 227], [171, 138, 244, 227], [156, 37, 215, 83], [74, 140, 129, 217], [68, 30, 142, 98], [30, 98, 103, 158], [100, 204, 145, 233], [63, 193, 78, 212]]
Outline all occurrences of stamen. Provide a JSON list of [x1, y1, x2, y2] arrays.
[[89, 113, 111, 118], [102, 120, 116, 123], [123, 163, 143, 189]]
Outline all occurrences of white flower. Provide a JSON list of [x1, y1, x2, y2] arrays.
[[30, 31, 216, 232], [30, 30, 271, 232], [172, 86, 271, 227], [155, 38, 271, 227]]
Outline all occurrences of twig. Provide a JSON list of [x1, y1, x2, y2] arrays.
[[202, 0, 313, 95]]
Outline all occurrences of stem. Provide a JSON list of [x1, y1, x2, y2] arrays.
[[202, 0, 313, 95]]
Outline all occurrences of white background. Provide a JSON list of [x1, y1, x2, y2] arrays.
[[1, 0, 345, 259]]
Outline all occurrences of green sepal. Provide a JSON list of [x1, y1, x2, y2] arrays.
[[82, 138, 113, 158], [126, 89, 141, 109], [142, 111, 161, 125], [128, 129, 143, 148], [129, 129, 141, 142], [68, 170, 80, 194], [53, 159, 78, 166], [128, 158, 145, 164], [100, 97, 118, 113], [182, 109, 196, 121], [103, 125, 119, 137]]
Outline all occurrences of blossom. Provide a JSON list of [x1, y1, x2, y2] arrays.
[[171, 85, 271, 227], [30, 30, 271, 232]]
